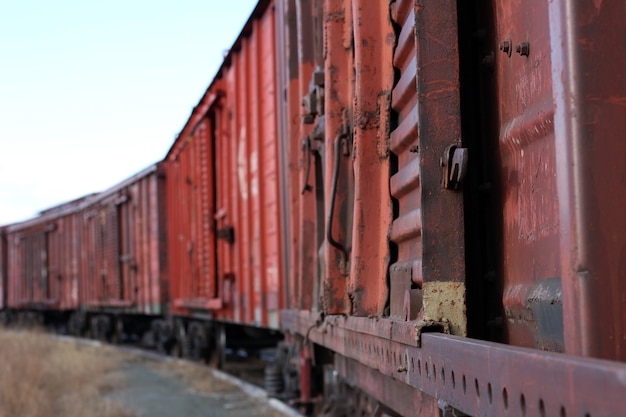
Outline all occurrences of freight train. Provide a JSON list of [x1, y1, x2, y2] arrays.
[[1, 0, 625, 416]]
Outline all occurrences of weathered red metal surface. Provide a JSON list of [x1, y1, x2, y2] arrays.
[[294, 0, 324, 314], [6, 199, 84, 311], [276, 0, 322, 313], [0, 228, 7, 311], [336, 356, 437, 417], [388, 0, 467, 332], [549, 0, 626, 361], [412, 0, 466, 335], [347, 0, 394, 317], [166, 0, 283, 329], [491, 0, 564, 351], [224, 1, 282, 327], [166, 113, 219, 312], [388, 0, 422, 322], [320, 0, 353, 315], [281, 0, 626, 414], [286, 0, 395, 318], [274, 0, 297, 311], [80, 165, 167, 315], [284, 310, 626, 417], [282, 0, 394, 317]]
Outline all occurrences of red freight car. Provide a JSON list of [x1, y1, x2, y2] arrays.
[[74, 164, 167, 341], [1, 1, 625, 416], [4, 197, 86, 327], [276, 0, 626, 416], [0, 227, 7, 321], [162, 0, 282, 360]]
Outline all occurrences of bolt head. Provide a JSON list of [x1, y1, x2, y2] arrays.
[[499, 40, 512, 57], [516, 42, 530, 57]]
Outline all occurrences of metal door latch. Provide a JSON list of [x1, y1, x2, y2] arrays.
[[442, 145, 468, 190]]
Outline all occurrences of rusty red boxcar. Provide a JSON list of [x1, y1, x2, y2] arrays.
[[4, 197, 85, 326], [76, 164, 167, 340], [278, 0, 626, 416], [0, 227, 7, 320], [162, 0, 283, 359], [165, 1, 283, 360], [1, 1, 625, 416]]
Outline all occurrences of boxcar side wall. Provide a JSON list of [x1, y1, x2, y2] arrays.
[[79, 165, 166, 315], [550, 0, 626, 362], [275, 0, 325, 313], [0, 229, 6, 311], [165, 0, 283, 330], [208, 0, 283, 328], [5, 209, 81, 313], [1, 1, 625, 415], [281, 0, 626, 416]]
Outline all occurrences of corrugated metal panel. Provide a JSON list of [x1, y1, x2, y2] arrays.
[[388, 0, 466, 335], [389, 0, 421, 321]]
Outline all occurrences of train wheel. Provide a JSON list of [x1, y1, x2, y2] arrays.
[[110, 317, 124, 344], [208, 324, 226, 369], [169, 339, 182, 358], [174, 319, 188, 358], [185, 321, 208, 361], [68, 312, 86, 336]]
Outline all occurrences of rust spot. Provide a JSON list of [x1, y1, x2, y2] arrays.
[[325, 12, 344, 22], [423, 281, 466, 336]]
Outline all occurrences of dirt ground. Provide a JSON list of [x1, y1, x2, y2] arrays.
[[105, 348, 297, 417], [0, 329, 299, 417], [0, 329, 135, 417]]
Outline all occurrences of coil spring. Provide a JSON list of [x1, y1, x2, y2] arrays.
[[264, 364, 284, 396]]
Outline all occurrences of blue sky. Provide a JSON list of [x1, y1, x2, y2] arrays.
[[0, 0, 258, 225]]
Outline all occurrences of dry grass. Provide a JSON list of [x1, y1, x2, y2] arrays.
[[0, 328, 136, 417]]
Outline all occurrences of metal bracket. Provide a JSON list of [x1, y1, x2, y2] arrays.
[[442, 145, 468, 190], [216, 226, 235, 244], [302, 67, 325, 124]]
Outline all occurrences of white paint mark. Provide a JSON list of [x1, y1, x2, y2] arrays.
[[237, 127, 248, 201], [71, 278, 78, 302], [250, 151, 259, 197]]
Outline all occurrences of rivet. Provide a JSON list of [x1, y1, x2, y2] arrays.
[[515, 42, 530, 57], [499, 40, 512, 57]]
